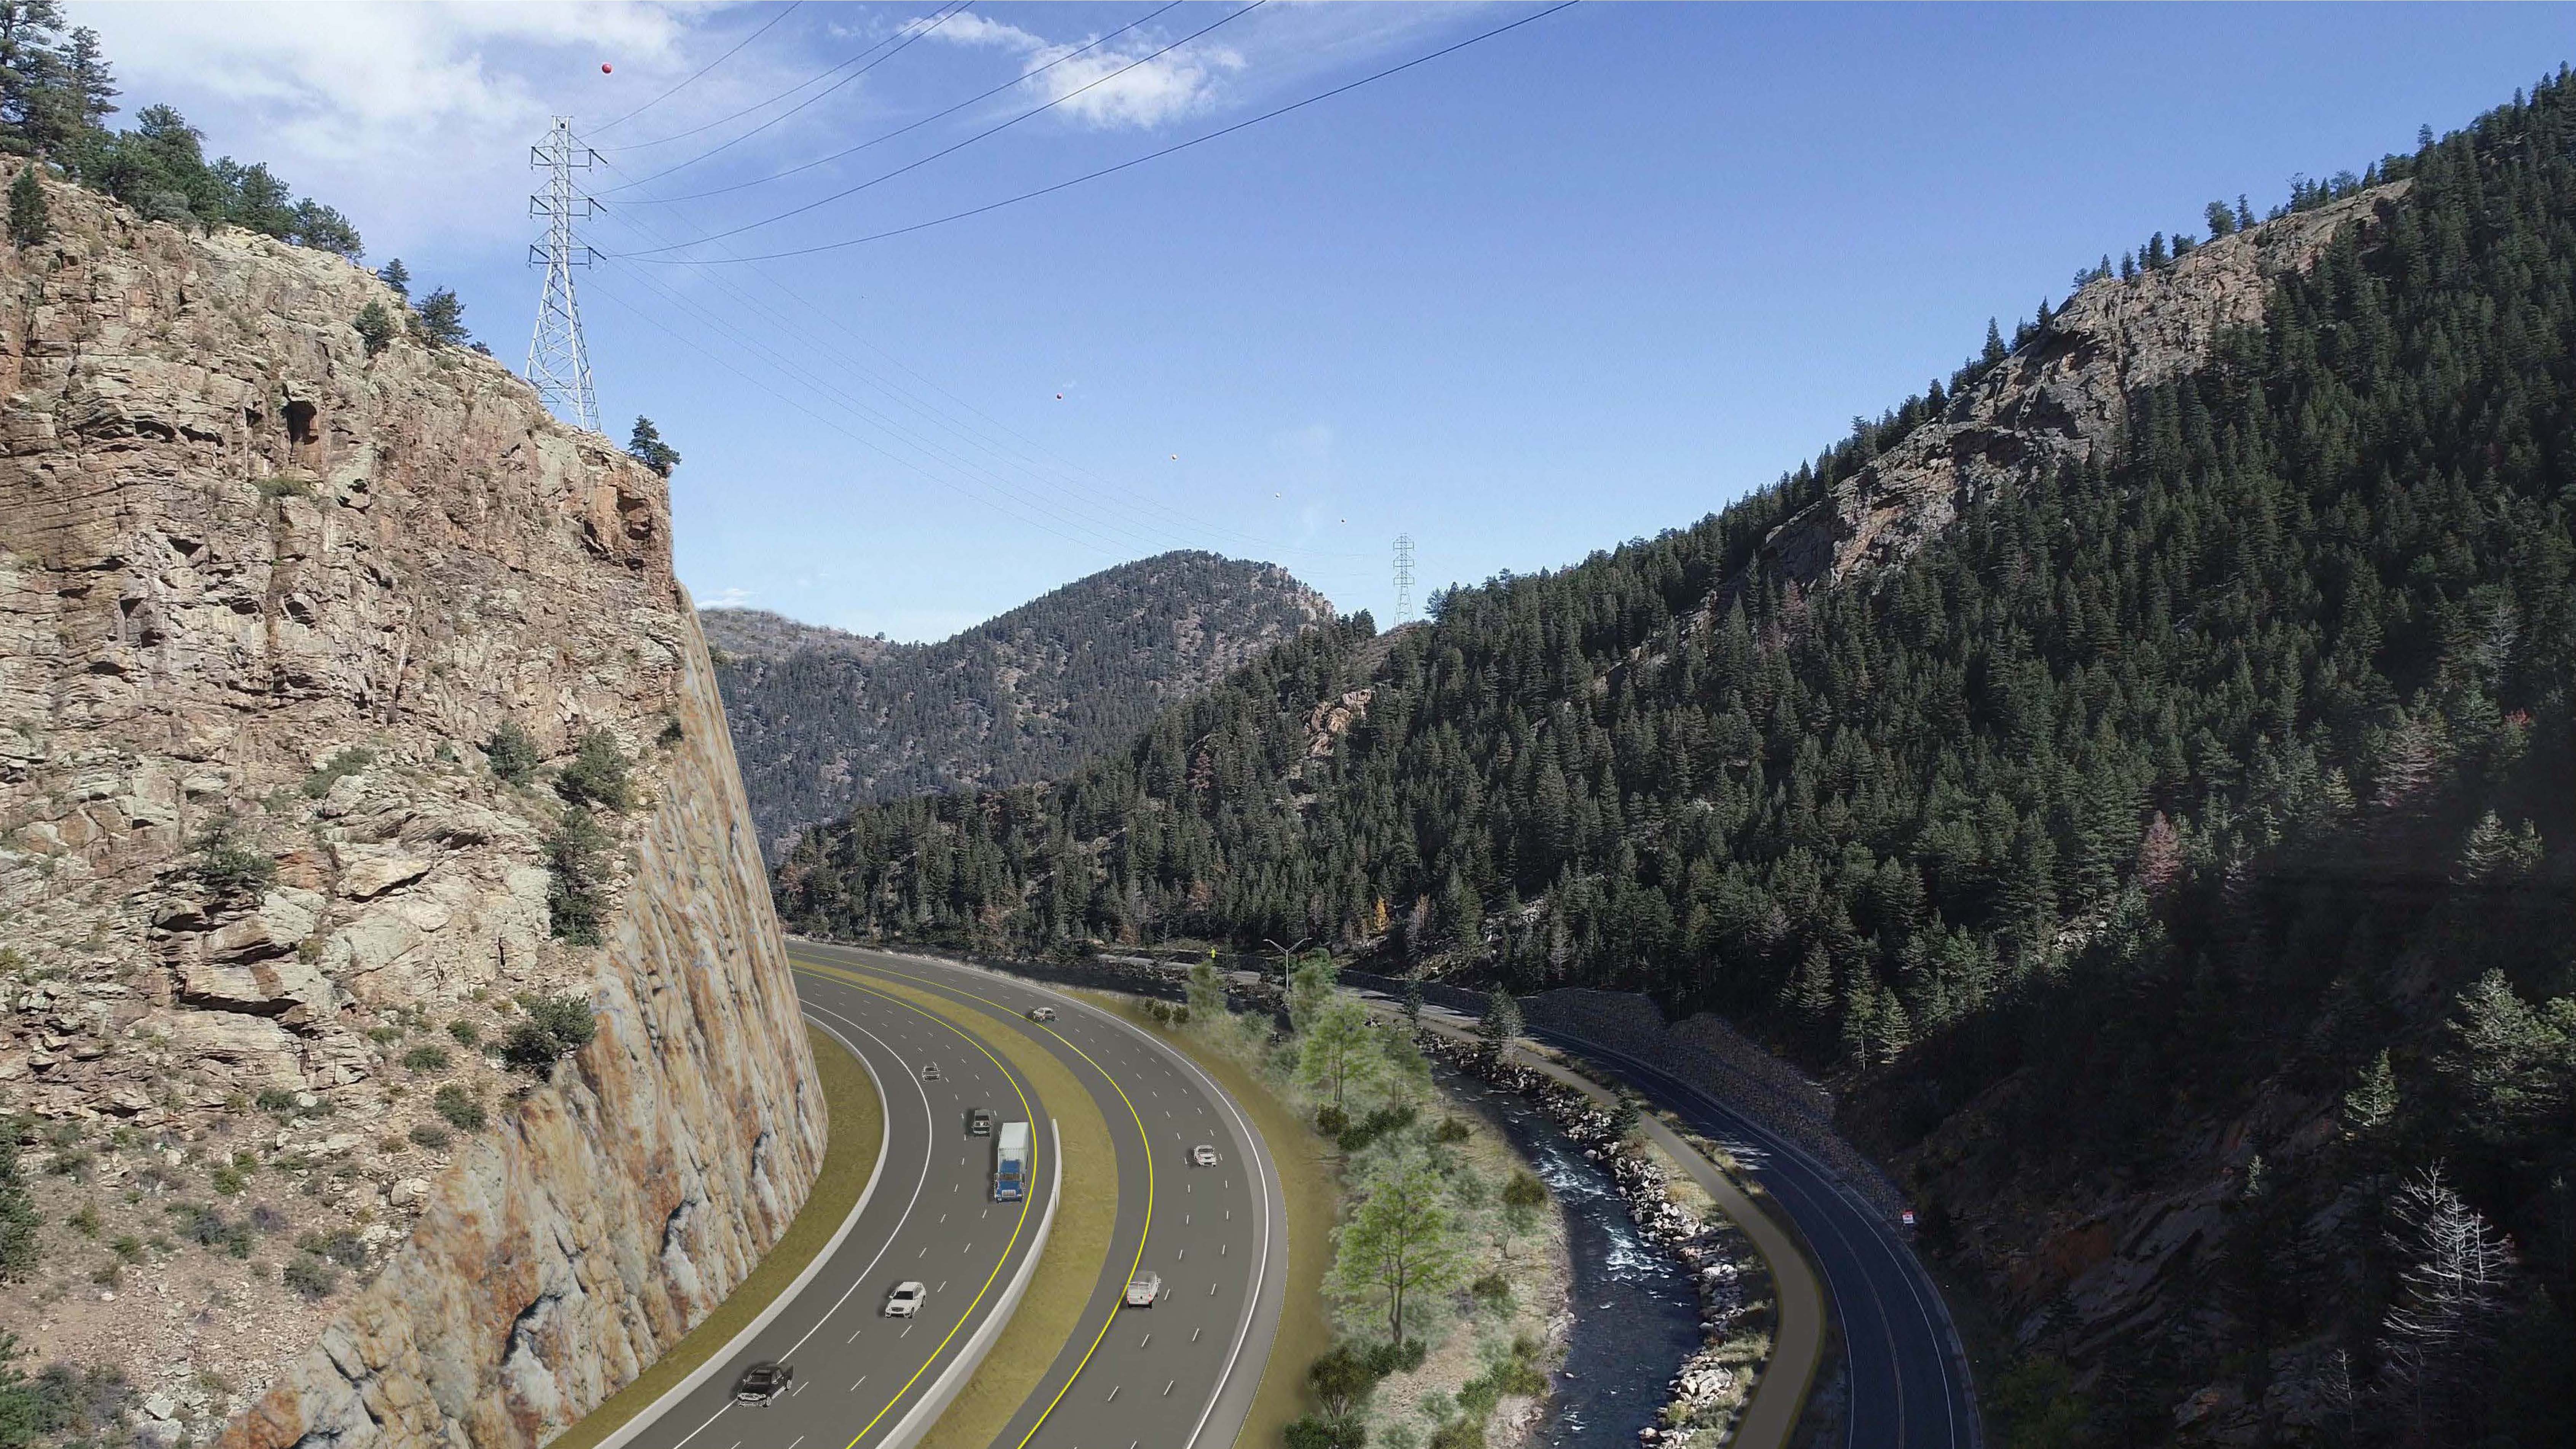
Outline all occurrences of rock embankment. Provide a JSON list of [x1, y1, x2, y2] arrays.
[[0, 164, 821, 1449]]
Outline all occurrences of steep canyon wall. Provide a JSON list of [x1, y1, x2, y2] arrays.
[[0, 165, 823, 1449]]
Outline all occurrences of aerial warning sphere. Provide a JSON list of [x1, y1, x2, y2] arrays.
[[1055, 393, 1063, 400], [1169, 453, 1179, 461], [601, 63, 614, 74]]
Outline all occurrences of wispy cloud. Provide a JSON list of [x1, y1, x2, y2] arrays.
[[930, 10, 1243, 131]]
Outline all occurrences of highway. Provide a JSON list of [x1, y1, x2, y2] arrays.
[[618, 963, 1056, 1449], [795, 945, 1288, 1449], [620, 943, 1287, 1449], [1530, 1029, 1978, 1449]]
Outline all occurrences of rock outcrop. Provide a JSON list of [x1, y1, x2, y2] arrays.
[[1760, 183, 2406, 588], [0, 164, 823, 1449]]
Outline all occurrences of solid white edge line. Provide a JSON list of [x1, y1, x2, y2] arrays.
[[590, 1006, 893, 1449], [666, 1003, 937, 1449]]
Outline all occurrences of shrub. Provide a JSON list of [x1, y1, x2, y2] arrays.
[[554, 729, 632, 812], [1432, 1117, 1473, 1145], [366, 1026, 401, 1045], [543, 807, 612, 946], [447, 1020, 480, 1047], [407, 1123, 451, 1150], [0, 1139, 40, 1282], [282, 1252, 337, 1300], [254, 1088, 299, 1118], [248, 1203, 288, 1234], [1315, 1104, 1350, 1139], [485, 720, 540, 785], [109, 1235, 142, 1262], [431, 1085, 484, 1131], [250, 473, 316, 500], [171, 1204, 253, 1257], [298, 1227, 366, 1267], [1469, 1272, 1511, 1311], [209, 1164, 246, 1196], [66, 1203, 99, 1237], [300, 747, 374, 798], [504, 995, 596, 1073], [187, 817, 275, 899], [401, 1045, 451, 1073]]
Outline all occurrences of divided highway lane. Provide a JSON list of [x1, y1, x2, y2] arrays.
[[625, 968, 1053, 1449], [793, 942, 1288, 1449]]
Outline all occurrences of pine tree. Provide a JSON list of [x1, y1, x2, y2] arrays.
[[6, 162, 43, 246], [376, 257, 410, 298], [626, 416, 681, 478]]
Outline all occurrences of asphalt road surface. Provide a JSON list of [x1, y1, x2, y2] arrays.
[[631, 963, 1056, 1449], [1532, 1029, 1978, 1449], [789, 943, 1289, 1449]]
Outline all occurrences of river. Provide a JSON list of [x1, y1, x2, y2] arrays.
[[1437, 1063, 1703, 1449]]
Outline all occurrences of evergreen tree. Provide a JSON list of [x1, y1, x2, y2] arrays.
[[626, 416, 681, 478], [5, 162, 41, 245]]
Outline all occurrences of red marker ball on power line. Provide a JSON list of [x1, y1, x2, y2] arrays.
[[601, 63, 614, 74]]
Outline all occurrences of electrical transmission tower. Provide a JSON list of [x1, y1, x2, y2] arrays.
[[526, 117, 602, 434], [1393, 534, 1416, 624]]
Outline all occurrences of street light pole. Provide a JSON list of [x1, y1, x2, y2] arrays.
[[1262, 936, 1312, 1005]]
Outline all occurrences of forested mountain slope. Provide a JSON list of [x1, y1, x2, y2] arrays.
[[776, 76, 2576, 1446], [705, 551, 1331, 856]]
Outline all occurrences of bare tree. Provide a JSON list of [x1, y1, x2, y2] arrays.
[[2376, 1165, 2518, 1444]]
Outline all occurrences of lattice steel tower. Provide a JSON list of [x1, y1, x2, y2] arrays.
[[526, 117, 602, 433], [1393, 534, 1416, 624]]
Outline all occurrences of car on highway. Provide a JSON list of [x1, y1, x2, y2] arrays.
[[884, 1281, 927, 1318], [732, 1361, 792, 1404], [1191, 1144, 1219, 1167], [920, 1063, 941, 1081], [1124, 1271, 1162, 1308], [1026, 1006, 1056, 1022], [968, 1108, 995, 1136]]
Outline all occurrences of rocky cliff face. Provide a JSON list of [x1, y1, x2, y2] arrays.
[[0, 165, 822, 1448], [1760, 182, 2405, 588]]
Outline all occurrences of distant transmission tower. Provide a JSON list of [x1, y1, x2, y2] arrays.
[[526, 117, 602, 434], [1393, 534, 1416, 624]]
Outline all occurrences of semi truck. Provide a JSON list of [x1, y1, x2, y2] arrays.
[[994, 1120, 1032, 1201]]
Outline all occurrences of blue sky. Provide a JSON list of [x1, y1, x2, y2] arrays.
[[88, 3, 2573, 640]]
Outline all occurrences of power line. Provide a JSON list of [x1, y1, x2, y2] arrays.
[[628, 1, 1187, 206], [588, 1, 803, 136], [620, 0, 1580, 265], [580, 134, 1372, 563], [599, 1, 974, 192], [619, 1, 1267, 258], [594, 2, 968, 154]]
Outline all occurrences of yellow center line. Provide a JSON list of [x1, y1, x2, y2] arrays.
[[794, 953, 1155, 1449], [792, 967, 1036, 1449]]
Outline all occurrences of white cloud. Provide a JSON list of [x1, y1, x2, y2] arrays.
[[926, 8, 1246, 131], [704, 586, 757, 608], [67, 2, 783, 251]]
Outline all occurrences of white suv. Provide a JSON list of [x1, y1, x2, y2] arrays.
[[1026, 1006, 1057, 1022], [1124, 1271, 1162, 1308], [884, 1281, 927, 1318], [1191, 1144, 1219, 1167]]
